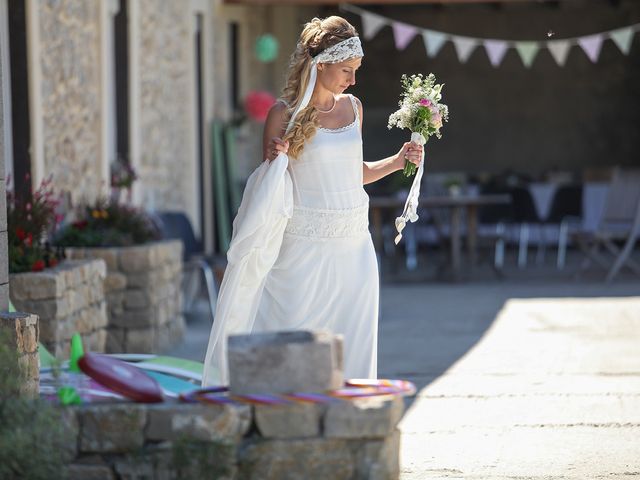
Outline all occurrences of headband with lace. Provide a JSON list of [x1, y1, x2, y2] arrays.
[[285, 36, 364, 135]]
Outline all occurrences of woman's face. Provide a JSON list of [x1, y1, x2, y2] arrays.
[[317, 57, 362, 95]]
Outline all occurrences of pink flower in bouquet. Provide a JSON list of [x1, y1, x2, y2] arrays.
[[419, 98, 432, 107], [244, 90, 276, 122], [432, 112, 443, 128]]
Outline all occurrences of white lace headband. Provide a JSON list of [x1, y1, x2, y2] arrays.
[[285, 36, 364, 134]]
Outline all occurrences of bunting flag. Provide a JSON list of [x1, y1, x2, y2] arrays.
[[361, 11, 387, 41], [484, 39, 509, 67], [610, 27, 634, 54], [547, 39, 572, 66], [578, 34, 604, 62], [515, 41, 540, 68], [423, 30, 447, 58], [451, 36, 478, 63], [339, 3, 639, 68], [392, 22, 419, 50]]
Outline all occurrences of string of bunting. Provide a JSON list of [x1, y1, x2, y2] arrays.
[[341, 3, 639, 68], [180, 379, 417, 406]]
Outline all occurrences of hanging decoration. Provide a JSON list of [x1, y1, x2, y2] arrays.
[[244, 90, 276, 122], [255, 34, 279, 63], [341, 4, 639, 68]]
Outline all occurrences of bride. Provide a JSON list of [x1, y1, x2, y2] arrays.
[[202, 16, 422, 386]]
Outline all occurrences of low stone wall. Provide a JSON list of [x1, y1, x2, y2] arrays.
[[64, 396, 402, 479], [10, 260, 107, 358], [65, 240, 184, 353]]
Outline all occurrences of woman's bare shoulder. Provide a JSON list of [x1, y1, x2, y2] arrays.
[[265, 100, 289, 134]]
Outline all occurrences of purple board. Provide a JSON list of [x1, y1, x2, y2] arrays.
[[79, 353, 164, 403]]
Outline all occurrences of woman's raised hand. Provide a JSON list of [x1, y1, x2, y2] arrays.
[[266, 137, 289, 162], [396, 141, 424, 170]]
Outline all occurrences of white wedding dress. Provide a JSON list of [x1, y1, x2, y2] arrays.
[[254, 94, 379, 378], [202, 94, 378, 385]]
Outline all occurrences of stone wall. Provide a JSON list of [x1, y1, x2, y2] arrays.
[[66, 240, 184, 354], [136, 0, 194, 216], [0, 25, 7, 312], [10, 259, 107, 358], [63, 396, 402, 480], [0, 312, 39, 397], [37, 0, 103, 202]]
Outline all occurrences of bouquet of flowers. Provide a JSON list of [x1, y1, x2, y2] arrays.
[[388, 73, 449, 176]]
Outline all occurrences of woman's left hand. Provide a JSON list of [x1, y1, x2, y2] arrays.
[[396, 141, 424, 171]]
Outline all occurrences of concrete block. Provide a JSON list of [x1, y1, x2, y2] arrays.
[[254, 403, 324, 438], [324, 396, 404, 439], [146, 403, 251, 442], [228, 330, 344, 395], [238, 438, 354, 480], [79, 404, 147, 453]]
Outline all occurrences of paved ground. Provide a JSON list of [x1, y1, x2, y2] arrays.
[[167, 250, 640, 479]]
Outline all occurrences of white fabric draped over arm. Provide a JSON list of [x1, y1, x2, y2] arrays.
[[202, 153, 293, 386]]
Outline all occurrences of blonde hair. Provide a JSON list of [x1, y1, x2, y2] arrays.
[[281, 16, 358, 159]]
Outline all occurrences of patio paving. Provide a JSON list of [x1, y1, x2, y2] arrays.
[[166, 249, 640, 478]]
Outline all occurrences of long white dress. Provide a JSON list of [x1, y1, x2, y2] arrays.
[[253, 94, 378, 379], [202, 94, 378, 385]]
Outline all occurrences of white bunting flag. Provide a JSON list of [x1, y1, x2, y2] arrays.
[[547, 39, 571, 66], [361, 11, 387, 41], [515, 41, 540, 68], [451, 36, 478, 63], [422, 30, 447, 58], [483, 39, 509, 67], [578, 34, 604, 62], [609, 27, 634, 55]]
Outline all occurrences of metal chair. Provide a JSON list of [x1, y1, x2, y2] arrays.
[[154, 211, 220, 322], [573, 168, 640, 283], [546, 184, 583, 269]]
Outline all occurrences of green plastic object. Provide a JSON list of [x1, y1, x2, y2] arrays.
[[69, 333, 84, 373], [9, 300, 16, 312], [255, 34, 279, 63], [38, 343, 56, 368], [58, 386, 82, 405]]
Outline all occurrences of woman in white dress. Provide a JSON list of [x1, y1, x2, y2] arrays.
[[202, 16, 422, 386]]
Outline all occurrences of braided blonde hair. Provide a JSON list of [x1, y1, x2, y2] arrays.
[[281, 16, 358, 159]]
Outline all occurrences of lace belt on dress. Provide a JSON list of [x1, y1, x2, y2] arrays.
[[284, 204, 369, 239]]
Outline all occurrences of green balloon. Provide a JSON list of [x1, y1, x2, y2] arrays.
[[255, 34, 279, 63]]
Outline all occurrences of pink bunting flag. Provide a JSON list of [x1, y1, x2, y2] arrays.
[[483, 39, 508, 67], [392, 22, 418, 51], [361, 12, 387, 41], [577, 34, 604, 63]]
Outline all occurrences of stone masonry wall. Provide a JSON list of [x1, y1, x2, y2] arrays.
[[63, 395, 402, 480], [0, 32, 7, 312], [66, 240, 184, 354], [38, 0, 103, 202], [10, 259, 107, 358], [0, 312, 40, 397], [137, 0, 194, 216]]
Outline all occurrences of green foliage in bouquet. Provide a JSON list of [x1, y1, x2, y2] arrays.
[[55, 199, 161, 248]]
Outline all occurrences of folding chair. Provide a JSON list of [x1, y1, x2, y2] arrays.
[[573, 168, 640, 283], [154, 211, 221, 322]]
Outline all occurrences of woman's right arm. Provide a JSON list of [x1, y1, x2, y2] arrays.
[[262, 101, 289, 162]]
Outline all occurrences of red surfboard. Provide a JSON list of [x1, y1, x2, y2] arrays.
[[79, 353, 164, 403]]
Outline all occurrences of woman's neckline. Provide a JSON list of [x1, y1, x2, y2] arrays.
[[317, 95, 357, 132]]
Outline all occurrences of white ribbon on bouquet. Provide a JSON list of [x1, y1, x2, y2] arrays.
[[394, 131, 426, 245]]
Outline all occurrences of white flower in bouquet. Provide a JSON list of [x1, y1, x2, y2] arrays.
[[388, 73, 449, 176]]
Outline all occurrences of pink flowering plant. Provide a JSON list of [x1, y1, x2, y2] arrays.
[[388, 73, 449, 176]]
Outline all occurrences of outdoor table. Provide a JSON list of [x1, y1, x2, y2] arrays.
[[369, 194, 511, 279]]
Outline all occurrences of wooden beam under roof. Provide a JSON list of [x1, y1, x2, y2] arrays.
[[224, 0, 548, 4]]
